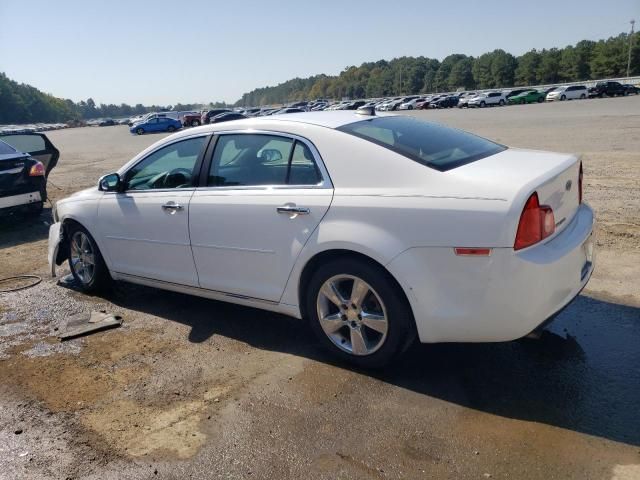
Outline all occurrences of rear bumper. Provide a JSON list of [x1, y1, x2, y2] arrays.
[[387, 203, 595, 343], [0, 190, 42, 213]]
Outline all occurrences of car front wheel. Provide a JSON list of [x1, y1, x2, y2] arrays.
[[306, 258, 415, 368], [191, 120, 200, 127], [167, 126, 176, 132], [136, 128, 144, 135], [68, 224, 111, 293]]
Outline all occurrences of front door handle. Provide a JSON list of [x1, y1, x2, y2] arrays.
[[162, 202, 184, 214], [277, 205, 310, 216]]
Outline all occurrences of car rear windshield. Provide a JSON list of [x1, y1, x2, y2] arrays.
[[337, 116, 506, 171], [0, 140, 18, 155]]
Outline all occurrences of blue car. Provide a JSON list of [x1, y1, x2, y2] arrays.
[[130, 117, 182, 135]]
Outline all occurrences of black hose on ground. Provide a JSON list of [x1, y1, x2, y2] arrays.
[[0, 275, 42, 293]]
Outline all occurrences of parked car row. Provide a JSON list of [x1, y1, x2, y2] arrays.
[[230, 81, 639, 117], [0, 123, 69, 134], [122, 80, 640, 136]]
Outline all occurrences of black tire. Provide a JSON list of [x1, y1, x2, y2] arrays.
[[305, 257, 415, 368], [67, 223, 111, 293], [499, 99, 505, 106], [136, 128, 144, 135], [167, 126, 176, 132], [480, 101, 486, 108], [191, 120, 200, 127], [521, 99, 526, 105], [580, 94, 586, 99], [560, 95, 566, 101], [537, 96, 544, 103]]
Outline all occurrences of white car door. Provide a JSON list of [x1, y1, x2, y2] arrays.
[[189, 132, 333, 302], [98, 135, 209, 286]]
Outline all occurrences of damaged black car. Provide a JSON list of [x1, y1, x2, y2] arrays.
[[0, 133, 59, 216]]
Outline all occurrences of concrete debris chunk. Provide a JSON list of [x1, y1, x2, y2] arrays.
[[59, 311, 123, 341]]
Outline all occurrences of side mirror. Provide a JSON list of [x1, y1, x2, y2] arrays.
[[99, 173, 122, 192], [260, 149, 283, 162]]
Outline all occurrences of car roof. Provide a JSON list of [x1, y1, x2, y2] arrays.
[[188, 111, 397, 131]]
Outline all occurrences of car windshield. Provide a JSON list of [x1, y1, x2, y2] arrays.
[[337, 116, 506, 171]]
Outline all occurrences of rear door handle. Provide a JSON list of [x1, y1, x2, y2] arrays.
[[277, 205, 310, 215], [162, 202, 184, 214]]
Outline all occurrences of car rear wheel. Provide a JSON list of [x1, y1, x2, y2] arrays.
[[68, 224, 111, 293], [136, 128, 144, 135], [191, 120, 200, 127], [167, 126, 176, 132], [306, 258, 415, 368], [499, 99, 505, 106], [537, 96, 544, 103], [580, 94, 586, 99], [480, 101, 486, 108]]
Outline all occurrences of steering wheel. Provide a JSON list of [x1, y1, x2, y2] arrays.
[[148, 168, 193, 189]]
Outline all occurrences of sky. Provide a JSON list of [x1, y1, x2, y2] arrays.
[[1, 0, 638, 105]]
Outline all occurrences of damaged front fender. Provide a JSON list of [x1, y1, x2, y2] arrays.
[[47, 222, 69, 277]]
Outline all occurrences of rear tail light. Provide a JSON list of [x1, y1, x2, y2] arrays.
[[29, 161, 45, 177], [514, 192, 555, 250], [578, 161, 583, 204]]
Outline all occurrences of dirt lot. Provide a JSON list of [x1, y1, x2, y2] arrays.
[[1, 97, 639, 479]]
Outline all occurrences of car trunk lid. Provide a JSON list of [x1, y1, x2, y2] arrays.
[[451, 148, 581, 242], [0, 156, 32, 193], [0, 143, 31, 193]]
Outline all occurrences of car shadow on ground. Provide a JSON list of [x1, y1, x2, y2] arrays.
[[0, 206, 52, 248], [81, 281, 640, 447]]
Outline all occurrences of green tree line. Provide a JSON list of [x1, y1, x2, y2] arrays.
[[0, 72, 228, 124], [237, 32, 639, 106]]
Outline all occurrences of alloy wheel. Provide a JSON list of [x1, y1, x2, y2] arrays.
[[316, 274, 389, 356], [70, 231, 95, 285]]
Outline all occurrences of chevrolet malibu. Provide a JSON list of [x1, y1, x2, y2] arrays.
[[48, 111, 595, 367]]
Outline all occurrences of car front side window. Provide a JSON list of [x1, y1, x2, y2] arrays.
[[125, 136, 207, 191]]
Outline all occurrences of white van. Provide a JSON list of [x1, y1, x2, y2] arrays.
[[546, 85, 588, 101]]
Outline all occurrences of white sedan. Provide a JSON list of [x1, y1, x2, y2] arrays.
[[48, 110, 595, 367]]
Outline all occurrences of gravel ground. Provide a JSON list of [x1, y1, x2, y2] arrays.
[[1, 97, 639, 480]]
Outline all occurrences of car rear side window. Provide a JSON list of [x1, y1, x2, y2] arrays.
[[288, 141, 322, 185], [337, 116, 506, 171], [0, 140, 18, 155], [209, 134, 293, 186], [208, 134, 323, 187]]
